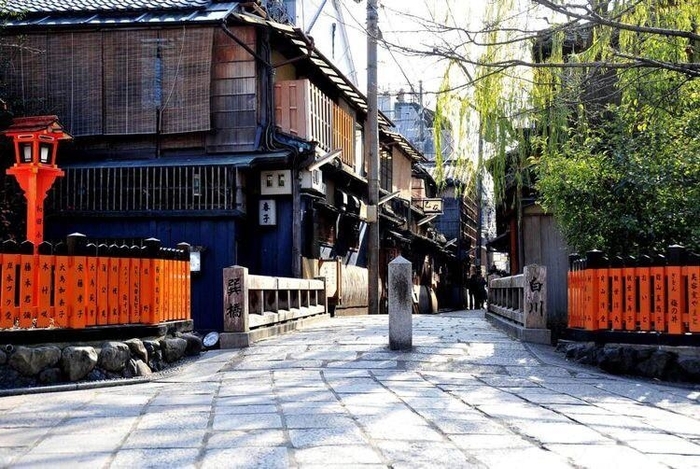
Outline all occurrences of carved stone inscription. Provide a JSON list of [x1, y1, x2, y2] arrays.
[[223, 266, 248, 332], [524, 264, 547, 329]]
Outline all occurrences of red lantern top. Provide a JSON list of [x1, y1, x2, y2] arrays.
[[2, 115, 72, 166], [3, 115, 70, 136]]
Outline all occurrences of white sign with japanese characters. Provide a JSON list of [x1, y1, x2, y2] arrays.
[[259, 199, 277, 226], [421, 198, 443, 214]]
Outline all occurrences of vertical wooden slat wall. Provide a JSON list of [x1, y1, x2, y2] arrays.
[[275, 79, 356, 169]]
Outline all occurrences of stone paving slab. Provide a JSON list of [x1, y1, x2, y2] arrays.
[[2, 310, 700, 468]]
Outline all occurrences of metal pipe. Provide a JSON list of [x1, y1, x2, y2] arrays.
[[305, 0, 329, 34]]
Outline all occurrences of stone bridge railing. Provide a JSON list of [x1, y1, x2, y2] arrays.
[[220, 266, 327, 347], [487, 264, 550, 344]]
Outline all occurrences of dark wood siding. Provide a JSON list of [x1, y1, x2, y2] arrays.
[[46, 217, 240, 332], [522, 206, 572, 333]]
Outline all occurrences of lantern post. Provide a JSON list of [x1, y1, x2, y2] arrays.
[[3, 116, 72, 253]]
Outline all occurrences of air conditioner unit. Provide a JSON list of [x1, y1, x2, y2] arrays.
[[300, 169, 326, 194]]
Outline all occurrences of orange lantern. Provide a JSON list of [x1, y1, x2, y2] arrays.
[[3, 116, 72, 252]]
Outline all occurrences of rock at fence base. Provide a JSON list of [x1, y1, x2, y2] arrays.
[[179, 333, 203, 356], [105, 370, 123, 380], [38, 367, 62, 385], [9, 346, 61, 376], [0, 349, 6, 366], [0, 367, 21, 388], [161, 338, 188, 363], [124, 339, 148, 363], [62, 346, 98, 382], [598, 346, 625, 374], [86, 368, 107, 382], [636, 350, 676, 379], [99, 342, 131, 372], [621, 348, 639, 374], [563, 343, 592, 361], [675, 357, 700, 382], [143, 339, 161, 357], [125, 358, 152, 378], [149, 350, 164, 371]]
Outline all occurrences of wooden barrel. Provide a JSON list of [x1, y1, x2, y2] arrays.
[[418, 285, 439, 314]]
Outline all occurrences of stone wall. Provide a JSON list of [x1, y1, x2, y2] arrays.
[[557, 341, 700, 383], [0, 332, 202, 390]]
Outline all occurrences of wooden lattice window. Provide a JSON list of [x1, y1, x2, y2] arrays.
[[380, 149, 392, 192], [47, 164, 237, 213]]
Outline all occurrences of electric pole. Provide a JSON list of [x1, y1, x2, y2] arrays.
[[367, 0, 380, 315]]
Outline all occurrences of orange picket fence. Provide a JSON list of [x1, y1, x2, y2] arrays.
[[0, 235, 191, 330], [568, 246, 700, 334]]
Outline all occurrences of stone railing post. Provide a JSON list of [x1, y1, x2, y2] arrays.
[[389, 256, 412, 351], [523, 264, 547, 329], [223, 265, 249, 333]]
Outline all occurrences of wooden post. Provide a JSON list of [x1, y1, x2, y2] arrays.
[[667, 245, 686, 334], [223, 265, 249, 333], [85, 243, 98, 327], [637, 255, 652, 331], [585, 250, 605, 331], [53, 242, 70, 328], [651, 254, 667, 332], [18, 241, 36, 329], [117, 245, 130, 325], [143, 238, 161, 324], [36, 242, 54, 328], [624, 256, 637, 331], [130, 245, 142, 324], [66, 233, 87, 329], [688, 252, 700, 332], [610, 256, 623, 330], [177, 243, 191, 321], [96, 244, 110, 325], [107, 244, 120, 325]]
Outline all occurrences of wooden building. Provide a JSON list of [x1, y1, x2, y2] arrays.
[[0, 0, 454, 330]]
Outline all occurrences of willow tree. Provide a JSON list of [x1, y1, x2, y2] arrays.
[[382, 0, 700, 256]]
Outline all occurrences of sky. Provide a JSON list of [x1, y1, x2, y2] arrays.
[[333, 0, 482, 108], [295, 0, 487, 108]]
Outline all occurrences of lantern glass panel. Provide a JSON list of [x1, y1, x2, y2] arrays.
[[20, 143, 33, 163], [39, 144, 51, 164]]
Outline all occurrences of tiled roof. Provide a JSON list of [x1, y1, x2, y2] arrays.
[[2, 0, 210, 14]]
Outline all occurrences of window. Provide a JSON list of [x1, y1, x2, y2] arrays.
[[380, 149, 392, 192]]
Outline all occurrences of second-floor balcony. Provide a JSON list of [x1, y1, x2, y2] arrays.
[[274, 79, 357, 172]]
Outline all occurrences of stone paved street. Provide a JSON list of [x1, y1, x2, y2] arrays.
[[2, 311, 700, 468]]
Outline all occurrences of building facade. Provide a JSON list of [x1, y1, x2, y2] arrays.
[[0, 0, 456, 329]]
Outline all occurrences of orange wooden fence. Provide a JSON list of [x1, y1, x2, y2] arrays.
[[0, 235, 190, 330], [568, 246, 700, 334]]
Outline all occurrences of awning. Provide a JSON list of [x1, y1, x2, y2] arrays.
[[2, 2, 238, 27], [388, 230, 412, 244], [486, 231, 511, 252], [60, 151, 291, 169]]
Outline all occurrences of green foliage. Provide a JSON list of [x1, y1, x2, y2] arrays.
[[532, 0, 700, 255], [537, 91, 700, 255], [434, 0, 700, 256]]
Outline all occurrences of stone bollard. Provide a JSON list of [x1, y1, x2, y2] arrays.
[[389, 256, 412, 351]]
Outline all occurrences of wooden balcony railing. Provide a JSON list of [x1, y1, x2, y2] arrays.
[[275, 79, 356, 170]]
